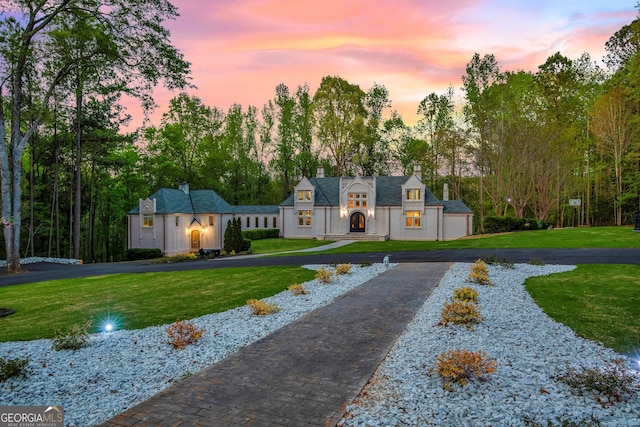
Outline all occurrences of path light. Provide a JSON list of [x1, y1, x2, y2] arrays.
[[99, 315, 119, 334]]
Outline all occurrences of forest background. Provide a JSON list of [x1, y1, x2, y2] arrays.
[[1, 1, 640, 266]]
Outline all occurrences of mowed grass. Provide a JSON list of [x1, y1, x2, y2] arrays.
[[525, 264, 640, 357], [300, 226, 640, 255], [249, 238, 334, 254], [0, 266, 316, 342]]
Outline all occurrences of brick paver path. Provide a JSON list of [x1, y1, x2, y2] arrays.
[[101, 262, 450, 426]]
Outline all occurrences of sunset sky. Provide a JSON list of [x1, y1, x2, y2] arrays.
[[136, 0, 637, 130]]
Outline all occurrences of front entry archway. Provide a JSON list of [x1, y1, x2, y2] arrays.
[[350, 212, 365, 233], [191, 229, 201, 250]]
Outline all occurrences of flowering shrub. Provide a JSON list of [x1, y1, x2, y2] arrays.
[[335, 263, 352, 275], [166, 319, 205, 350], [288, 284, 308, 295], [555, 359, 639, 405], [52, 320, 92, 351], [247, 298, 282, 315], [467, 259, 493, 286], [440, 299, 484, 330], [433, 349, 497, 390], [453, 286, 479, 302], [315, 267, 334, 283]]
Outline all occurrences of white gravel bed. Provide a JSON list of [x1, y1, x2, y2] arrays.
[[0, 257, 82, 267], [0, 263, 393, 427], [339, 263, 640, 427]]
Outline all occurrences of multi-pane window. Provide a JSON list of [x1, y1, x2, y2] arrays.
[[209, 215, 214, 226], [143, 214, 154, 227], [255, 217, 259, 227], [273, 217, 276, 228], [175, 216, 180, 227], [297, 190, 312, 201], [406, 210, 421, 228], [406, 189, 421, 200], [246, 217, 250, 228], [264, 217, 268, 228], [348, 193, 368, 209], [298, 210, 311, 226]]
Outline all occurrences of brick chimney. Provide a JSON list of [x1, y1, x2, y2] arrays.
[[317, 167, 325, 178]]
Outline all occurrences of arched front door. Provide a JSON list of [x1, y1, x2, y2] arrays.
[[191, 229, 201, 250], [350, 212, 365, 232]]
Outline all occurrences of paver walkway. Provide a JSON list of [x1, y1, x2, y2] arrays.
[[101, 263, 451, 427]]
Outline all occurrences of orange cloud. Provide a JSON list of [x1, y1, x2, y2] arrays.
[[122, 1, 637, 132]]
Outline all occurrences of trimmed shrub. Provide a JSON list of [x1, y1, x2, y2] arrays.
[[453, 286, 479, 302], [242, 228, 280, 240], [440, 299, 484, 330], [483, 216, 549, 234], [247, 299, 282, 315], [52, 320, 92, 351], [125, 248, 162, 261], [0, 357, 29, 382], [166, 319, 205, 350], [433, 349, 497, 390], [288, 284, 308, 295], [468, 259, 493, 286], [335, 263, 352, 275], [315, 268, 334, 283]]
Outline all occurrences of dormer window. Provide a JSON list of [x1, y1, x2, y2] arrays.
[[406, 189, 421, 201], [297, 190, 312, 201]]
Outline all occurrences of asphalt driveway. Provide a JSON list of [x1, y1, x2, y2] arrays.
[[1, 247, 639, 287]]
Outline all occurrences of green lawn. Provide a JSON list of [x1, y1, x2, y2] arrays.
[[249, 238, 334, 254], [0, 266, 316, 342], [295, 226, 640, 255], [525, 264, 640, 357]]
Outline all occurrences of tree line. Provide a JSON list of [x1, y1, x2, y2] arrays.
[[2, 1, 640, 270]]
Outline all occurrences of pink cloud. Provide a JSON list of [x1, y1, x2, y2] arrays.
[[123, 0, 637, 132]]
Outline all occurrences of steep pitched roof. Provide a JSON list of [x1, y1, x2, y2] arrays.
[[281, 176, 456, 208], [128, 188, 233, 214]]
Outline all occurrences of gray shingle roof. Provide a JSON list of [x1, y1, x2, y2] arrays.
[[128, 188, 234, 214], [280, 176, 470, 212]]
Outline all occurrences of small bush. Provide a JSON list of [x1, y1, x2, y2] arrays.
[[556, 359, 639, 405], [0, 357, 29, 382], [528, 258, 546, 266], [482, 254, 514, 269], [52, 320, 92, 351], [242, 228, 279, 240], [288, 284, 308, 295], [151, 254, 197, 264], [315, 267, 334, 283], [166, 319, 205, 350], [453, 286, 479, 302], [359, 260, 372, 267], [467, 259, 493, 286], [433, 349, 497, 390], [335, 263, 352, 275], [125, 248, 163, 261], [440, 299, 484, 330], [247, 299, 282, 315]]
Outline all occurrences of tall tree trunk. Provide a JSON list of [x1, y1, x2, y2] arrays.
[[73, 77, 83, 260]]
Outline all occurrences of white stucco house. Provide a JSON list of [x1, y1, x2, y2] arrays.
[[280, 166, 473, 241], [128, 167, 473, 255], [127, 183, 279, 256]]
